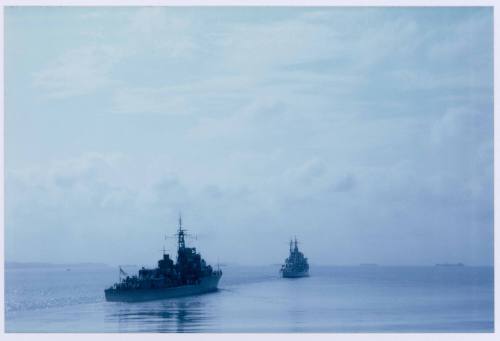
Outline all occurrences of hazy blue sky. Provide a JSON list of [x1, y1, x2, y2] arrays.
[[5, 7, 493, 266]]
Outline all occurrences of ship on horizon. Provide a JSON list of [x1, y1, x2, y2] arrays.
[[435, 263, 465, 267], [104, 215, 222, 302], [280, 237, 309, 278]]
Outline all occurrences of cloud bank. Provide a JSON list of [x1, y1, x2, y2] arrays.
[[5, 7, 493, 266]]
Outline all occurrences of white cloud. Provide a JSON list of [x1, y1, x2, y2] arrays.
[[127, 7, 197, 58], [111, 87, 192, 115], [427, 11, 492, 63], [33, 45, 124, 98]]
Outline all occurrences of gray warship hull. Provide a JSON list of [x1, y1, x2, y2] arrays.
[[282, 270, 309, 278], [105, 274, 221, 302]]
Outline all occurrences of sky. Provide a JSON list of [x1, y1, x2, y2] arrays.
[[5, 7, 493, 266]]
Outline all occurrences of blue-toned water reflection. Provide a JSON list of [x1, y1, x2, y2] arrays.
[[6, 265, 494, 332]]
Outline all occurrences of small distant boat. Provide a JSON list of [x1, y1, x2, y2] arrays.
[[435, 263, 465, 267], [280, 237, 309, 278]]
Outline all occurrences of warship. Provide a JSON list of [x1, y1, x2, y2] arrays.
[[105, 216, 222, 302], [280, 237, 309, 278]]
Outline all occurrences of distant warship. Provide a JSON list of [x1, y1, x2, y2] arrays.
[[280, 237, 309, 278], [105, 216, 222, 302]]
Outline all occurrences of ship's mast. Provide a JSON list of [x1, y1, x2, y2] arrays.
[[178, 214, 186, 249], [294, 236, 298, 252], [289, 239, 293, 253]]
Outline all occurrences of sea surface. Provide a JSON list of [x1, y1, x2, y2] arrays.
[[5, 265, 494, 333]]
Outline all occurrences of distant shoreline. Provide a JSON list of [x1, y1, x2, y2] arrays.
[[5, 262, 493, 269]]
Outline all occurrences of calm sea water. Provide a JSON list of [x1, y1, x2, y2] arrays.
[[5, 265, 494, 333]]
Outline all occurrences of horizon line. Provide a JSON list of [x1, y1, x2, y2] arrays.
[[4, 261, 494, 268]]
